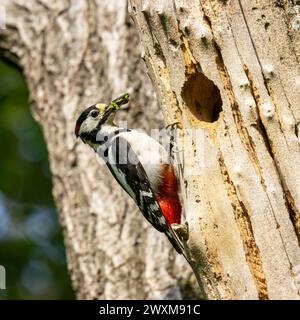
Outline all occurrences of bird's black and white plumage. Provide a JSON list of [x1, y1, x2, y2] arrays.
[[75, 94, 184, 254]]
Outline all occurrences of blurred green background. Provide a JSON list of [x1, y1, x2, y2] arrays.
[[0, 59, 74, 299]]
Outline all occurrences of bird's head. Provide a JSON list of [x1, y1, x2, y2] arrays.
[[75, 93, 130, 139]]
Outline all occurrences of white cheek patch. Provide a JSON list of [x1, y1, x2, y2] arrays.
[[79, 117, 99, 134]]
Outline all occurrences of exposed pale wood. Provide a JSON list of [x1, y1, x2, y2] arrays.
[[129, 0, 300, 299]]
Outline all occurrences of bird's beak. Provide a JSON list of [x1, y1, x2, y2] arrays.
[[108, 93, 130, 112], [104, 93, 130, 118]]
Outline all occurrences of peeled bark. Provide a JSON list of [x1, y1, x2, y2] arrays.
[[0, 0, 198, 299], [129, 0, 300, 299]]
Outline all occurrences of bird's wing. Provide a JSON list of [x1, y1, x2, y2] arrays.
[[104, 135, 183, 254]]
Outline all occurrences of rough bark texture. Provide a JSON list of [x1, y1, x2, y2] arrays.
[[1, 0, 300, 300], [0, 0, 198, 299], [129, 0, 300, 299]]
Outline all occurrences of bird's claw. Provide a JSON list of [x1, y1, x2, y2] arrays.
[[165, 121, 183, 132], [171, 221, 189, 241]]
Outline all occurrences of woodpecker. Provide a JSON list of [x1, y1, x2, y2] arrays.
[[75, 94, 184, 254]]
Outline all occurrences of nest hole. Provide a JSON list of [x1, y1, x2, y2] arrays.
[[182, 73, 222, 123]]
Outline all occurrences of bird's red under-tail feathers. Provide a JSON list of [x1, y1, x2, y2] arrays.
[[157, 164, 181, 225]]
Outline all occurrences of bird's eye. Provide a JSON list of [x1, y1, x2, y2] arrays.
[[90, 110, 99, 118]]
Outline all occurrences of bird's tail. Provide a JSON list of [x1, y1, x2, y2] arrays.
[[166, 224, 207, 297]]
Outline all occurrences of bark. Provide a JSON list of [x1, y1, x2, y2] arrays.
[[129, 0, 300, 299], [0, 0, 198, 299], [1, 0, 300, 300]]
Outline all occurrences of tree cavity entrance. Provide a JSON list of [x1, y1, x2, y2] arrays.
[[182, 73, 222, 123]]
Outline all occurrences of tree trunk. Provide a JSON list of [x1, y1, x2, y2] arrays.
[[1, 0, 300, 300], [0, 0, 198, 299], [129, 0, 300, 299]]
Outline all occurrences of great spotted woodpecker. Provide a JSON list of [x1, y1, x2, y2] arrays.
[[75, 94, 184, 254]]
